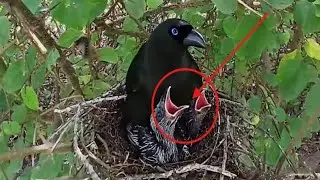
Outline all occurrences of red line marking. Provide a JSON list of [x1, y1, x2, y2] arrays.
[[194, 12, 269, 97]]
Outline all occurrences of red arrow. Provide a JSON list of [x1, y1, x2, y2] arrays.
[[193, 12, 270, 98]]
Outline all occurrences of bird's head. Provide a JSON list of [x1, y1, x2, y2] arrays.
[[164, 86, 189, 123], [150, 18, 206, 49]]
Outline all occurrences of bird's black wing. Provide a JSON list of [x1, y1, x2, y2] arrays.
[[125, 43, 146, 95], [122, 43, 152, 127]]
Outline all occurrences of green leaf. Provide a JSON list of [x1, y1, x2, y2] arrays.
[[277, 30, 291, 45], [294, 1, 320, 34], [304, 81, 320, 116], [31, 154, 65, 178], [97, 47, 119, 63], [58, 28, 83, 47], [79, 75, 91, 85], [93, 79, 110, 92], [277, 50, 317, 102], [266, 139, 281, 166], [23, 0, 42, 14], [233, 14, 277, 60], [25, 46, 37, 75], [24, 121, 35, 143], [223, 16, 237, 38], [304, 38, 320, 60], [123, 16, 139, 32], [265, 0, 294, 10], [264, 72, 278, 87], [0, 89, 8, 111], [2, 61, 27, 93], [51, 0, 108, 29], [275, 107, 286, 122], [0, 134, 9, 154], [220, 38, 235, 55], [121, 51, 135, 70], [279, 129, 291, 151], [21, 86, 39, 110], [11, 105, 28, 124], [287, 117, 303, 148], [31, 64, 47, 90], [211, 0, 237, 14], [182, 9, 206, 27], [248, 95, 261, 113], [124, 0, 145, 19], [147, 0, 163, 9], [46, 48, 60, 69], [288, 118, 303, 137], [3, 159, 21, 179], [0, 16, 11, 46], [2, 121, 21, 136]]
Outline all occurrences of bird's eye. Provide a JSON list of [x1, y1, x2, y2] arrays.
[[171, 28, 178, 36]]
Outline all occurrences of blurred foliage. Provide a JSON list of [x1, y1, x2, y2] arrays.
[[0, 0, 320, 178]]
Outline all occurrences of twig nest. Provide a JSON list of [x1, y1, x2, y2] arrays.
[[54, 84, 245, 179]]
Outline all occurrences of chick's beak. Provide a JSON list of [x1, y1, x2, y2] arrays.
[[183, 29, 206, 48], [195, 90, 211, 112], [165, 86, 189, 120]]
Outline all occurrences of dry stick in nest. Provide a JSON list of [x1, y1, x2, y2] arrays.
[[50, 87, 125, 179], [283, 173, 320, 180], [73, 107, 100, 180], [118, 163, 237, 180], [220, 116, 230, 180]]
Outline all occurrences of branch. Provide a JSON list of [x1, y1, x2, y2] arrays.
[[2, 0, 83, 96], [0, 143, 71, 164], [287, 23, 303, 52], [237, 0, 262, 17]]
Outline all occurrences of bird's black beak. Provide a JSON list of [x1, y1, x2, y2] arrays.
[[183, 29, 206, 48], [165, 86, 189, 120], [195, 90, 211, 112]]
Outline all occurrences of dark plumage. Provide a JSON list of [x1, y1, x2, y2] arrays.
[[123, 18, 206, 128], [126, 86, 189, 165]]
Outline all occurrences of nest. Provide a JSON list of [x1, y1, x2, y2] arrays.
[[53, 84, 248, 180]]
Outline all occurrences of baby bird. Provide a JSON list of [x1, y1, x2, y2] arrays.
[[126, 86, 189, 165]]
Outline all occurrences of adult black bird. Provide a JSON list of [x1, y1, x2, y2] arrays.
[[123, 18, 206, 128], [126, 86, 189, 165]]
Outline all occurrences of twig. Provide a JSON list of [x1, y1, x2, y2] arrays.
[[73, 108, 101, 180], [4, 0, 83, 96], [237, 0, 262, 17], [0, 143, 71, 164], [220, 116, 230, 180], [96, 134, 111, 160], [54, 95, 126, 114], [116, 163, 237, 180], [283, 172, 320, 180]]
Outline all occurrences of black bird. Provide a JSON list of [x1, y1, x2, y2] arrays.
[[123, 18, 206, 128], [126, 86, 189, 165]]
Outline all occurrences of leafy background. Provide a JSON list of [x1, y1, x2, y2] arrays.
[[0, 0, 320, 179]]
